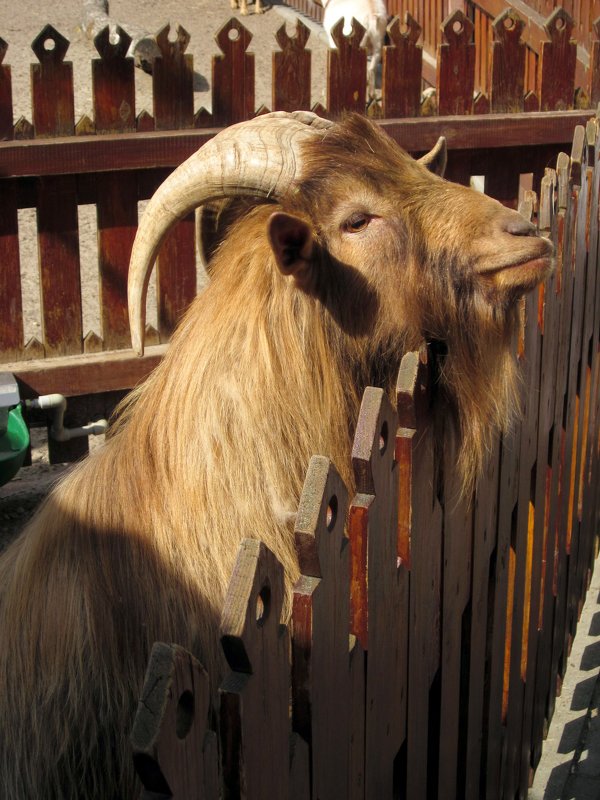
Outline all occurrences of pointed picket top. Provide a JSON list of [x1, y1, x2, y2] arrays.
[[276, 18, 311, 51], [75, 114, 95, 135], [194, 107, 213, 127], [32, 24, 70, 65], [294, 455, 349, 579], [557, 151, 570, 210], [144, 323, 160, 347], [220, 539, 286, 674], [524, 91, 539, 111], [538, 168, 556, 234], [155, 23, 191, 58], [23, 337, 45, 360], [543, 6, 575, 42], [14, 116, 34, 138], [387, 13, 422, 46], [255, 103, 271, 115], [94, 24, 133, 61], [474, 92, 490, 113], [83, 331, 103, 353], [0, 37, 7, 64], [329, 16, 366, 50], [311, 101, 327, 117], [492, 8, 525, 44], [215, 17, 253, 56], [136, 109, 154, 131], [570, 124, 585, 187], [352, 387, 398, 497], [440, 9, 474, 48]]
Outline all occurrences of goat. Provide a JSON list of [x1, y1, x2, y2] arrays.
[[0, 111, 553, 799], [322, 0, 388, 97]]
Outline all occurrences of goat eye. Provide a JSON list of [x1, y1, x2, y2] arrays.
[[343, 214, 370, 233]]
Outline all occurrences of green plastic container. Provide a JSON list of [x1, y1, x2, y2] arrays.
[[0, 404, 30, 487]]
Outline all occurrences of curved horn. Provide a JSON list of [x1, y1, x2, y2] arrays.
[[128, 111, 335, 356], [418, 136, 447, 177]]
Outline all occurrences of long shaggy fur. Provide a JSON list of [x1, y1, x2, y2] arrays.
[[0, 114, 549, 798]]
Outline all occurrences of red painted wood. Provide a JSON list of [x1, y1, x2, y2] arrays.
[[273, 20, 311, 112]]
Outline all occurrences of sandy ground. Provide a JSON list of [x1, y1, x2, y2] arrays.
[[0, 0, 329, 544]]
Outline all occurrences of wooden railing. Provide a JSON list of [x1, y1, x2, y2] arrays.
[[0, 13, 597, 463], [130, 113, 600, 797]]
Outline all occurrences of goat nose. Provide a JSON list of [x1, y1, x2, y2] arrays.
[[504, 216, 536, 236]]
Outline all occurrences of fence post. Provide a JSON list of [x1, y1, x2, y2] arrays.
[[272, 20, 312, 112], [538, 8, 576, 111], [220, 538, 291, 799], [382, 14, 423, 119], [131, 642, 219, 799], [350, 386, 406, 798], [327, 18, 367, 116], [437, 10, 475, 115], [292, 455, 351, 799]]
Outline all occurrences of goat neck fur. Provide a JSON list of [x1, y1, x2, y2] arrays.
[[0, 113, 552, 799]]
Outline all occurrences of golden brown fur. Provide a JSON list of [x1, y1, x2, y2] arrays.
[[0, 114, 552, 798]]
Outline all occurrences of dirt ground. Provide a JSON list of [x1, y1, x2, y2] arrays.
[[0, 0, 329, 545]]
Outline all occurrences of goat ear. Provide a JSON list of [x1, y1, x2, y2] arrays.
[[418, 136, 447, 177], [268, 212, 316, 292]]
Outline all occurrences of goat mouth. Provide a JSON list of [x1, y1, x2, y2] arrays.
[[477, 255, 554, 297]]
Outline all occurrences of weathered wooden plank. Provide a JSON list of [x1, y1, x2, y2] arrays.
[[36, 174, 83, 357], [351, 387, 406, 798], [2, 345, 167, 398], [547, 149, 579, 724], [395, 350, 441, 800], [292, 456, 350, 800], [272, 21, 311, 112], [0, 178, 23, 359], [220, 539, 291, 799], [437, 11, 475, 115], [92, 25, 136, 134], [327, 18, 367, 116], [95, 171, 138, 350], [1, 112, 596, 179], [464, 442, 500, 800], [489, 9, 526, 113], [382, 14, 423, 119], [0, 37, 12, 140], [437, 442, 473, 800], [213, 18, 255, 127], [131, 642, 219, 799], [153, 25, 195, 131], [31, 25, 75, 138], [538, 8, 577, 111]]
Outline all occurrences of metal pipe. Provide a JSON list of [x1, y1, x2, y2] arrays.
[[26, 395, 108, 442]]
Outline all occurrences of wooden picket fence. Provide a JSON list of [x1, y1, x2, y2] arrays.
[[128, 115, 600, 799], [0, 9, 598, 463]]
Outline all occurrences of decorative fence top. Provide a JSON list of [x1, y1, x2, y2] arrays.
[[1, 6, 600, 142]]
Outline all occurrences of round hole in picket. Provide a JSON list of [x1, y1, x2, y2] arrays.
[[503, 15, 515, 30], [379, 420, 389, 455], [228, 27, 240, 41], [43, 38, 56, 51], [452, 19, 463, 35], [256, 584, 271, 626], [176, 690, 194, 739], [326, 495, 338, 531], [555, 16, 565, 31]]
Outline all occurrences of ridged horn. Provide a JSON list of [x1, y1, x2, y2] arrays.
[[128, 111, 335, 356]]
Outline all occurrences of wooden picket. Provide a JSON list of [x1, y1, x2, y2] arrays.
[[129, 113, 600, 799]]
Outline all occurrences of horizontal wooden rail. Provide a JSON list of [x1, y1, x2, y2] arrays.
[[2, 345, 168, 399], [0, 110, 595, 178]]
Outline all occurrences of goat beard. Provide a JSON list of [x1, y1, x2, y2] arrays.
[[434, 298, 522, 499]]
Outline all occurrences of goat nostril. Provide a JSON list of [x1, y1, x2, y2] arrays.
[[505, 217, 536, 236]]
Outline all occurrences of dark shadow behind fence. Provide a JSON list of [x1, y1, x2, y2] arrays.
[[130, 113, 600, 798]]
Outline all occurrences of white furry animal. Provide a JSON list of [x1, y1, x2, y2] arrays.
[[0, 111, 553, 799], [231, 0, 266, 14], [322, 0, 388, 96]]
